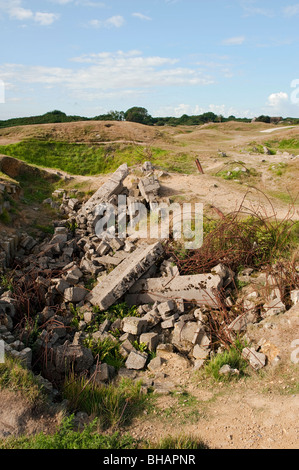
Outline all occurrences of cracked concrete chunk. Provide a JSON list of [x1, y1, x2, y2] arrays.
[[64, 286, 89, 303], [242, 347, 266, 370], [125, 350, 148, 370], [126, 273, 223, 307], [122, 317, 148, 335], [87, 242, 164, 310]]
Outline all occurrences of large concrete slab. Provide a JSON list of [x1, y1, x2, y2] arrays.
[[87, 242, 164, 310], [125, 273, 223, 308], [79, 163, 128, 217]]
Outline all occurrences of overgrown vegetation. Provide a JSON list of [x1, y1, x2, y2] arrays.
[[0, 356, 44, 403], [167, 191, 299, 275], [83, 336, 125, 370], [0, 415, 139, 449], [63, 375, 151, 430], [0, 413, 209, 449], [89, 302, 141, 328], [204, 340, 248, 381], [0, 139, 194, 175]]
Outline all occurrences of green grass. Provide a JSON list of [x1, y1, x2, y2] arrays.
[[0, 208, 10, 224], [88, 302, 141, 330], [17, 171, 58, 204], [63, 375, 152, 430], [0, 140, 194, 175], [264, 138, 299, 154], [0, 414, 209, 449], [83, 336, 125, 370], [268, 162, 288, 176], [0, 415, 139, 449], [147, 434, 209, 449], [204, 341, 248, 382], [0, 356, 45, 403]]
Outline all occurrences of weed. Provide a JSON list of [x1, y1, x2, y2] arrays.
[[204, 340, 248, 381], [88, 302, 140, 332], [0, 208, 10, 224], [0, 272, 14, 292], [83, 336, 125, 370], [0, 356, 44, 403]]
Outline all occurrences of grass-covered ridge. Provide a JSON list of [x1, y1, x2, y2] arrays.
[[0, 139, 193, 175]]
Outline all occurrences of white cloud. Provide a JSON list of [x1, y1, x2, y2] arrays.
[[9, 7, 33, 20], [105, 15, 124, 28], [155, 103, 253, 118], [132, 12, 152, 21], [267, 91, 289, 108], [0, 50, 214, 105], [240, 0, 274, 17], [50, 0, 105, 5], [283, 4, 299, 16], [222, 36, 245, 46], [263, 90, 299, 117], [88, 15, 125, 28], [34, 12, 59, 25], [0, 0, 59, 25]]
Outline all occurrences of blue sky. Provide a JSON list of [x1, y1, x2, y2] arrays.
[[0, 0, 299, 119]]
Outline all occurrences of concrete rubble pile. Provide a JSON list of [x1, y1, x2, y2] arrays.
[[0, 180, 20, 269], [1, 162, 297, 394]]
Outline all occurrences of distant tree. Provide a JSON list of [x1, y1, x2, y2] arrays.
[[124, 107, 153, 125], [108, 110, 125, 121], [256, 115, 271, 123]]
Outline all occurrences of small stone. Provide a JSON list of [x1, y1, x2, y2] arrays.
[[122, 317, 148, 335], [242, 347, 266, 370]]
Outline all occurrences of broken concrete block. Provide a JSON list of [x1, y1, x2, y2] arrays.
[[147, 356, 166, 371], [192, 345, 210, 360], [55, 343, 94, 374], [79, 164, 128, 217], [126, 272, 223, 308], [227, 311, 258, 333], [161, 315, 178, 329], [64, 286, 89, 303], [119, 339, 136, 358], [125, 350, 148, 370], [92, 363, 115, 383], [242, 347, 266, 370], [55, 279, 71, 294], [291, 290, 299, 305], [0, 300, 15, 318], [157, 300, 175, 317], [64, 266, 83, 285], [139, 332, 159, 352], [262, 299, 286, 318], [96, 241, 111, 256], [110, 237, 124, 251], [122, 317, 148, 335], [172, 322, 210, 353], [87, 242, 164, 310], [219, 364, 239, 376]]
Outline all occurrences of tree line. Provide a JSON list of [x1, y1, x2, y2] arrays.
[[0, 107, 298, 129]]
